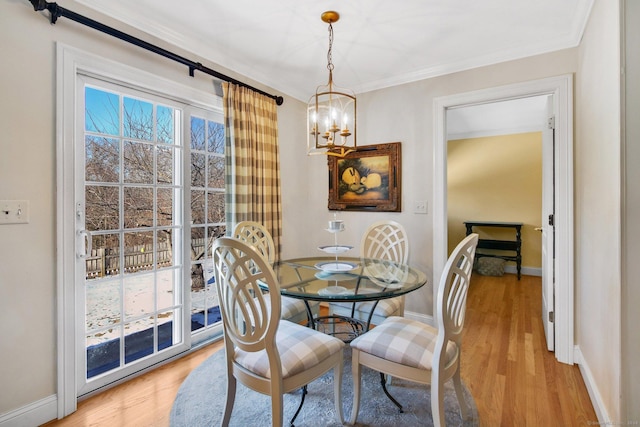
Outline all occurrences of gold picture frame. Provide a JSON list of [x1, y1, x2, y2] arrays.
[[328, 142, 401, 212]]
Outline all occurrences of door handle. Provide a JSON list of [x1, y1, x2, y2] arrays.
[[77, 229, 92, 259], [534, 227, 543, 232]]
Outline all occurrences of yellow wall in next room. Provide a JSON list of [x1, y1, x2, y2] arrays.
[[447, 132, 542, 270]]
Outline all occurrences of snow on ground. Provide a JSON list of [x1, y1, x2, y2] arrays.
[[85, 268, 218, 346]]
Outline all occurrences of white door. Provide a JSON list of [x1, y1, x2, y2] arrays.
[[76, 76, 189, 394], [541, 95, 555, 351]]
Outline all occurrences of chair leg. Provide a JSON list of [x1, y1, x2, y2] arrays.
[[431, 379, 445, 427], [348, 350, 362, 425], [333, 352, 344, 424], [453, 368, 470, 420], [271, 390, 283, 427], [222, 374, 236, 427]]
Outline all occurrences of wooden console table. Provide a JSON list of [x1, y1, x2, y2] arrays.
[[464, 221, 523, 280]]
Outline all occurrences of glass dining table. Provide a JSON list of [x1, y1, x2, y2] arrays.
[[263, 255, 428, 341]]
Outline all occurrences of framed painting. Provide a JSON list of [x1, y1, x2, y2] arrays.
[[328, 142, 401, 211]]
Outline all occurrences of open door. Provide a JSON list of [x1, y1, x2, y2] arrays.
[[541, 95, 555, 351]]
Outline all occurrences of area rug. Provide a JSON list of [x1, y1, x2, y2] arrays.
[[170, 348, 478, 427]]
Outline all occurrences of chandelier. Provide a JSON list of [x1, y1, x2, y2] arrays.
[[307, 11, 357, 157]]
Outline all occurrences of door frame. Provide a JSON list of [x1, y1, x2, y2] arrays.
[[433, 74, 574, 364]]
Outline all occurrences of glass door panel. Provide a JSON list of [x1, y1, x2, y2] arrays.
[[79, 79, 185, 392]]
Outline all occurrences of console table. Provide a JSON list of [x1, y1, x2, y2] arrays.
[[464, 221, 523, 280]]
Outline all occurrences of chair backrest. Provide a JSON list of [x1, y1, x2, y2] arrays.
[[233, 221, 276, 265], [212, 237, 281, 354], [436, 233, 479, 347], [360, 220, 409, 263]]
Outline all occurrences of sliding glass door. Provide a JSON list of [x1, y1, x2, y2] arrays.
[[75, 74, 224, 396]]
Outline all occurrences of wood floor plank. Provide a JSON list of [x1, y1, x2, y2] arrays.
[[42, 273, 597, 426]]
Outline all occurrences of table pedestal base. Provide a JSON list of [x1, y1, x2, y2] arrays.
[[313, 315, 365, 343]]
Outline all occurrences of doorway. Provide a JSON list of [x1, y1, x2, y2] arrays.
[[433, 75, 574, 364]]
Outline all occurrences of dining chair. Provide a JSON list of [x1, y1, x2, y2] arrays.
[[212, 237, 345, 427], [329, 220, 409, 326], [348, 233, 479, 427], [233, 221, 319, 325]]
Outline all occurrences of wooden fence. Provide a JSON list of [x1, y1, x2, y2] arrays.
[[85, 238, 207, 278]]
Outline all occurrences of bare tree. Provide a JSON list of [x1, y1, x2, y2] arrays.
[[84, 89, 226, 287]]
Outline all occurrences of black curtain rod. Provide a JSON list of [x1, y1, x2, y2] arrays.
[[28, 0, 284, 106]]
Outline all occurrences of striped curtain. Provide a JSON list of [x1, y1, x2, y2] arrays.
[[222, 82, 282, 258]]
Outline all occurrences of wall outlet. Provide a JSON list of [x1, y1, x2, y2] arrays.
[[0, 200, 29, 224], [414, 200, 428, 214]]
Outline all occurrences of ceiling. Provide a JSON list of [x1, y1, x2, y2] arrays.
[[447, 95, 550, 139], [75, 0, 594, 103]]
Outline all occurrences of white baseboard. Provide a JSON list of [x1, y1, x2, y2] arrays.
[[0, 395, 57, 427], [504, 265, 542, 277], [574, 345, 608, 424]]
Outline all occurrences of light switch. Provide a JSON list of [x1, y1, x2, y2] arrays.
[[0, 200, 29, 224]]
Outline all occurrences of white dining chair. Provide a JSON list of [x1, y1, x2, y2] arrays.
[[212, 237, 345, 427], [329, 220, 409, 326], [348, 233, 479, 427], [233, 221, 319, 325]]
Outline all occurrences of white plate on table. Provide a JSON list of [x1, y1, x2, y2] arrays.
[[318, 245, 353, 254], [314, 261, 358, 273]]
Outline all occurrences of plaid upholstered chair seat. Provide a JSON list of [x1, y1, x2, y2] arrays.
[[350, 316, 458, 371], [234, 319, 344, 379]]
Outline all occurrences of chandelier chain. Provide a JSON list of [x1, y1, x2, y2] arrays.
[[327, 22, 334, 72]]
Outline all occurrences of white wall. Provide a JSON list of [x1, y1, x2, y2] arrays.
[[576, 0, 622, 422]]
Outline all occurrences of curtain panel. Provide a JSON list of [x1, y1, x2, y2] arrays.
[[222, 83, 282, 257]]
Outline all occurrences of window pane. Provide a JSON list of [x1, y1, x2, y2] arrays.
[[191, 153, 205, 187], [157, 275, 177, 310], [123, 97, 154, 141], [85, 87, 119, 136], [190, 227, 205, 262], [207, 155, 225, 188], [157, 229, 174, 268], [86, 185, 119, 231], [157, 146, 175, 184], [207, 192, 225, 223], [124, 141, 154, 184], [86, 327, 121, 378], [124, 272, 154, 318], [86, 278, 121, 330], [156, 188, 173, 226], [191, 190, 205, 224], [158, 310, 177, 351], [157, 105, 174, 144], [123, 231, 154, 274], [86, 233, 120, 278], [191, 117, 205, 151], [86, 136, 119, 183], [208, 121, 224, 154], [124, 320, 153, 363], [124, 187, 154, 229], [206, 225, 225, 259]]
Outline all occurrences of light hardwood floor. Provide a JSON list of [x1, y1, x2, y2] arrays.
[[42, 273, 597, 426]]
